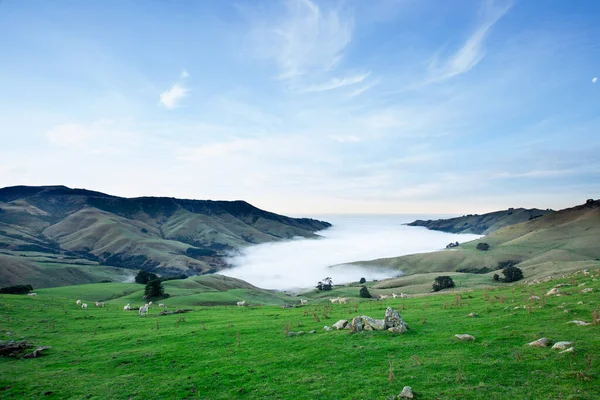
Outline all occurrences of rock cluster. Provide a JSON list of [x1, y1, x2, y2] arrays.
[[339, 307, 409, 334]]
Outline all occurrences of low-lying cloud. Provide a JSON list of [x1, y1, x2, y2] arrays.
[[221, 215, 481, 290]]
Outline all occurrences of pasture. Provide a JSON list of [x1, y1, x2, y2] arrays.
[[1, 272, 599, 399]]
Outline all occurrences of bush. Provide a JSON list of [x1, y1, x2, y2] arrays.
[[359, 277, 366, 284], [493, 274, 500, 281], [501, 266, 523, 282], [316, 277, 333, 291], [135, 270, 158, 284], [497, 260, 518, 269], [456, 267, 492, 274], [432, 276, 455, 292], [359, 286, 371, 298], [0, 284, 33, 294], [144, 280, 167, 298], [476, 243, 490, 251]]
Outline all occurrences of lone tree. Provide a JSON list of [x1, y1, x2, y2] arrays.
[[432, 276, 455, 292], [359, 277, 366, 284], [476, 242, 490, 251], [135, 270, 158, 284], [501, 266, 523, 283], [316, 277, 333, 291], [493, 273, 500, 282], [144, 279, 165, 298], [359, 286, 371, 298]]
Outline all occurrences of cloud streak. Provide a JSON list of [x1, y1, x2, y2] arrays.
[[300, 71, 371, 92], [160, 70, 190, 109]]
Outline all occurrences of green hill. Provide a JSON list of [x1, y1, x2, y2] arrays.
[[0, 185, 330, 287], [407, 207, 553, 234]]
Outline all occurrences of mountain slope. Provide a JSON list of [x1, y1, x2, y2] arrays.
[[407, 207, 553, 235], [0, 185, 331, 284], [356, 200, 600, 276]]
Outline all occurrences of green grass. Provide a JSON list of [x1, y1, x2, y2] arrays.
[[1, 271, 599, 399]]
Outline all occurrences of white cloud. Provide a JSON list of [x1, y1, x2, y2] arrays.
[[329, 135, 361, 143], [181, 69, 190, 79], [160, 83, 189, 109], [427, 0, 512, 83], [300, 71, 371, 92], [593, 77, 598, 84], [44, 120, 137, 153], [249, 0, 353, 79], [494, 169, 573, 178]]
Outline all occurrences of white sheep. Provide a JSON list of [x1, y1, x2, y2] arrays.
[[392, 293, 398, 299], [148, 301, 153, 306], [123, 303, 131, 311], [27, 293, 37, 297], [158, 303, 165, 308], [139, 305, 149, 316], [237, 300, 247, 307], [81, 303, 88, 309], [95, 301, 105, 308], [400, 293, 408, 299], [329, 298, 339, 304], [300, 299, 308, 305], [76, 299, 82, 305], [380, 295, 389, 300], [338, 297, 347, 304]]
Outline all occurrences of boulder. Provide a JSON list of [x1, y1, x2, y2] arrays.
[[287, 331, 305, 337], [551, 341, 573, 350], [528, 338, 550, 347], [581, 288, 593, 293], [455, 334, 475, 341], [309, 330, 316, 334], [332, 320, 348, 330], [362, 316, 386, 331], [22, 346, 51, 359], [467, 313, 478, 317], [385, 307, 408, 330], [323, 326, 332, 331], [398, 386, 414, 399], [559, 347, 575, 354], [546, 288, 561, 296], [578, 301, 584, 305], [529, 295, 540, 301], [350, 316, 364, 332], [568, 320, 592, 326], [388, 326, 408, 334]]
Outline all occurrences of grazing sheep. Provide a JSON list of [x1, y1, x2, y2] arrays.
[[81, 303, 88, 309], [237, 300, 247, 307], [158, 303, 165, 308], [148, 301, 153, 306], [139, 305, 149, 316], [76, 299, 82, 305], [338, 297, 348, 304], [392, 293, 398, 299], [95, 302, 105, 308], [123, 303, 131, 311], [380, 295, 389, 300], [300, 299, 308, 305], [400, 293, 408, 299], [27, 293, 37, 297], [330, 298, 339, 304]]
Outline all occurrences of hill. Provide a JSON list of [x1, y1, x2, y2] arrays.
[[407, 207, 553, 235], [355, 200, 600, 282], [0, 185, 330, 287]]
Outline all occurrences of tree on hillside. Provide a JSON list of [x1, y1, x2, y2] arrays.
[[359, 286, 371, 298], [135, 270, 158, 284], [432, 276, 455, 292], [501, 266, 523, 283], [144, 279, 166, 298], [316, 277, 333, 291], [476, 242, 490, 251], [493, 274, 500, 282], [359, 277, 366, 284]]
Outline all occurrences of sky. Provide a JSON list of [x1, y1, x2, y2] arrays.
[[0, 0, 599, 215]]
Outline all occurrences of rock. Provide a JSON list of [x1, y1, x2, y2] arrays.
[[568, 320, 592, 326], [287, 331, 305, 337], [581, 288, 593, 293], [529, 295, 540, 301], [332, 319, 348, 330], [559, 347, 575, 354], [385, 307, 408, 330], [323, 326, 332, 331], [551, 341, 573, 350], [22, 346, 51, 359], [350, 316, 364, 332], [309, 330, 316, 334], [467, 313, 478, 317], [388, 326, 408, 334], [546, 288, 561, 296], [362, 316, 386, 331], [398, 386, 414, 399], [578, 301, 584, 305], [554, 283, 569, 288], [528, 338, 550, 347], [455, 334, 475, 341]]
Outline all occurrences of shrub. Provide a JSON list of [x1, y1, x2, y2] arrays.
[[316, 277, 333, 291], [497, 260, 518, 269], [493, 274, 500, 281], [359, 286, 371, 298], [432, 276, 455, 292], [359, 277, 366, 284], [0, 284, 33, 294], [144, 280, 167, 298], [456, 267, 492, 274], [135, 270, 158, 284], [502, 266, 523, 283], [476, 243, 490, 251]]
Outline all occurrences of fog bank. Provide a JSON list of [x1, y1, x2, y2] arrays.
[[221, 215, 481, 290]]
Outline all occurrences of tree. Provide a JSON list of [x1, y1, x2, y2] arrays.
[[493, 274, 500, 282], [316, 277, 333, 291], [476, 242, 490, 251], [501, 266, 523, 283], [135, 270, 158, 284], [359, 286, 371, 298], [0, 284, 33, 294], [432, 276, 455, 292], [144, 280, 165, 298], [359, 277, 366, 284]]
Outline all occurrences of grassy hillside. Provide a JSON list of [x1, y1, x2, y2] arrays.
[[0, 185, 330, 286], [357, 200, 600, 280], [407, 207, 553, 235], [1, 271, 599, 399]]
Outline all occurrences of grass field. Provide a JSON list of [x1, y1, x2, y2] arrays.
[[1, 271, 599, 399]]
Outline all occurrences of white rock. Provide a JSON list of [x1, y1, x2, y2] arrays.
[[559, 347, 575, 354], [398, 386, 414, 399], [528, 338, 550, 347], [546, 288, 561, 296], [578, 301, 584, 305], [323, 326, 332, 331], [332, 320, 348, 330], [581, 288, 593, 293], [568, 320, 592, 326], [455, 334, 475, 341], [552, 341, 573, 350]]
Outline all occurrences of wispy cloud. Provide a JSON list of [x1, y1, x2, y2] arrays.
[[160, 70, 190, 109], [180, 69, 189, 79], [300, 71, 371, 92], [593, 77, 598, 84], [45, 120, 138, 154], [329, 135, 361, 143], [494, 169, 574, 179], [248, 0, 353, 79], [427, 0, 512, 83]]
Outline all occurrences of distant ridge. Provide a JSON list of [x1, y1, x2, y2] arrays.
[[0, 185, 331, 287]]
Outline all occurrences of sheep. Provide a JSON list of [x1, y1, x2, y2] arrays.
[[158, 303, 165, 308], [27, 293, 37, 297], [139, 305, 149, 316], [380, 295, 389, 300], [392, 293, 398, 299], [123, 303, 131, 311], [81, 303, 88, 309], [148, 301, 153, 306], [338, 297, 348, 304], [329, 298, 339, 304], [400, 293, 408, 299], [76, 299, 82, 305], [237, 300, 247, 307], [95, 301, 105, 308], [300, 299, 308, 305]]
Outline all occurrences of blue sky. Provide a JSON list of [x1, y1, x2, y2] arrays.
[[0, 0, 599, 214]]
